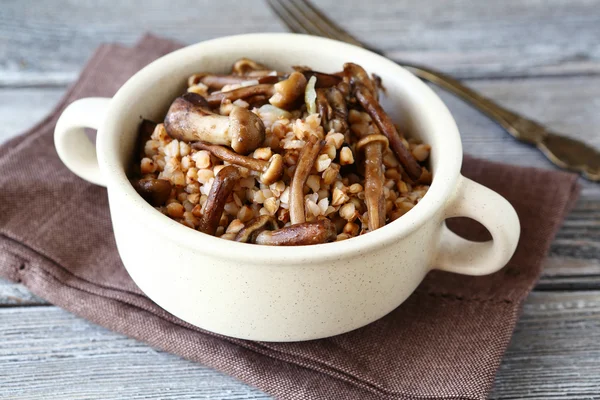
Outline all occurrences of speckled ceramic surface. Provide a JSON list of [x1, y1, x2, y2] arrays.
[[54, 33, 520, 341]]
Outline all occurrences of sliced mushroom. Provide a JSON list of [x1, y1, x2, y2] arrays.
[[234, 215, 278, 243], [356, 134, 389, 231], [354, 85, 422, 181], [289, 135, 326, 225], [192, 142, 284, 185], [206, 72, 307, 110], [131, 178, 172, 207], [164, 92, 265, 155], [198, 166, 241, 236], [255, 219, 337, 246]]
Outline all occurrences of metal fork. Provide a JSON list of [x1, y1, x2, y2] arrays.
[[266, 0, 600, 181]]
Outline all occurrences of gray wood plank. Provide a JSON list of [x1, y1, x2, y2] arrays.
[[1, 292, 599, 399], [0, 279, 46, 306], [0, 88, 63, 138], [1, 0, 600, 86], [490, 292, 600, 400]]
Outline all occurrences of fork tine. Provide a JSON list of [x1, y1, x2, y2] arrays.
[[270, 0, 338, 40], [266, 0, 311, 35], [290, 0, 366, 48], [284, 0, 339, 39]]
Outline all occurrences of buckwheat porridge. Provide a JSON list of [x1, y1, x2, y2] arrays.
[[130, 59, 432, 246]]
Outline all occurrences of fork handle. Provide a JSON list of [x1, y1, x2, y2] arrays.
[[403, 63, 543, 142], [400, 62, 600, 181]]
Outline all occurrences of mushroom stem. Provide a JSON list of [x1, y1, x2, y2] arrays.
[[192, 142, 284, 185], [254, 219, 337, 246], [354, 86, 422, 181], [360, 139, 386, 231], [289, 135, 325, 225], [198, 166, 241, 236], [164, 93, 265, 155]]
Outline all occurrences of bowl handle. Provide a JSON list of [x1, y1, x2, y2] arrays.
[[54, 97, 111, 187], [433, 175, 520, 276]]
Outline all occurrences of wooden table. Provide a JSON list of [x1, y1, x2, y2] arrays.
[[1, 1, 599, 398]]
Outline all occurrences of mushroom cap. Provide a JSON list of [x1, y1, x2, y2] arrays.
[[269, 71, 307, 110], [163, 93, 218, 143], [356, 134, 389, 153], [259, 154, 284, 185], [228, 106, 266, 155]]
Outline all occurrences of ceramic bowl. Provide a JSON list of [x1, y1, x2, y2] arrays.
[[54, 33, 520, 341]]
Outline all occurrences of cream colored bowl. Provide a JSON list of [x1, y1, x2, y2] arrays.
[[54, 33, 520, 341]]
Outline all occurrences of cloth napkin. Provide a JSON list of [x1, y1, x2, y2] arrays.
[[0, 34, 581, 400]]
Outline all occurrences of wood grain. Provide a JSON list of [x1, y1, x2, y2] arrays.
[[1, 292, 599, 399], [0, 88, 63, 137], [1, 0, 600, 87], [0, 279, 47, 306], [490, 292, 600, 400]]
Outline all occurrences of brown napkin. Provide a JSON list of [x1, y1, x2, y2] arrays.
[[0, 35, 580, 400]]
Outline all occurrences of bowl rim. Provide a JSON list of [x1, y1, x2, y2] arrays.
[[99, 33, 462, 264]]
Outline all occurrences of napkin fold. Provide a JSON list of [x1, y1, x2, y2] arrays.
[[0, 35, 581, 400]]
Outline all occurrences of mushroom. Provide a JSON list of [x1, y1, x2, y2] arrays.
[[343, 62, 378, 98], [325, 87, 349, 134], [254, 219, 337, 246], [130, 178, 173, 207], [234, 215, 278, 243], [353, 85, 423, 181], [232, 58, 268, 75], [192, 142, 284, 185], [292, 66, 343, 88], [270, 71, 307, 109], [356, 134, 389, 231], [189, 74, 281, 90], [198, 165, 241, 236], [289, 135, 326, 224], [316, 88, 331, 127], [164, 92, 265, 155], [205, 71, 307, 110]]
